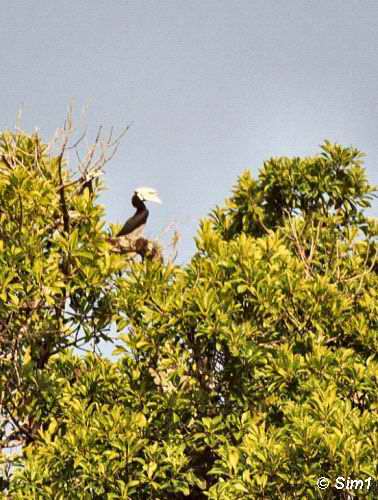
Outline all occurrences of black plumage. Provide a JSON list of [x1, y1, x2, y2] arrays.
[[116, 192, 149, 237]]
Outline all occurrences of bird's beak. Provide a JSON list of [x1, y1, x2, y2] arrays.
[[136, 187, 162, 204], [150, 194, 162, 204], [144, 192, 162, 204]]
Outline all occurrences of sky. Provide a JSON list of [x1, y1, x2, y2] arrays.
[[0, 0, 377, 264]]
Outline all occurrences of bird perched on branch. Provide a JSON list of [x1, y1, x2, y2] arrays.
[[117, 187, 162, 239], [108, 187, 162, 261]]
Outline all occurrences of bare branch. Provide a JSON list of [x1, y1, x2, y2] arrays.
[[66, 128, 87, 151], [2, 405, 34, 443], [108, 236, 163, 262], [57, 131, 70, 234]]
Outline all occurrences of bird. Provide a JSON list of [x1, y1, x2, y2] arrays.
[[116, 187, 162, 239]]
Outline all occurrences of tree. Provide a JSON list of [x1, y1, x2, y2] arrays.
[[3, 138, 378, 499], [0, 121, 128, 480]]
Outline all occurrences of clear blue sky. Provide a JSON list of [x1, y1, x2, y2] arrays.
[[1, 1, 377, 263]]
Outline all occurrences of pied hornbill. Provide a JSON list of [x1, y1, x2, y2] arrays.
[[117, 187, 162, 239]]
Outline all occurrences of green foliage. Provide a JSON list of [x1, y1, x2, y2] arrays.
[[3, 139, 378, 498], [0, 130, 126, 482]]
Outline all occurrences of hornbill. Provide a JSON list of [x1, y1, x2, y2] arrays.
[[117, 187, 162, 239]]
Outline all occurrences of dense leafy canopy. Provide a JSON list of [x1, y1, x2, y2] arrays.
[[1, 133, 377, 499]]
